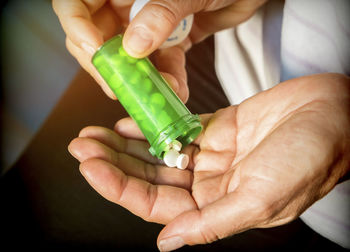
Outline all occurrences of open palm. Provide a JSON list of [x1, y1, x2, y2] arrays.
[[68, 73, 349, 250]]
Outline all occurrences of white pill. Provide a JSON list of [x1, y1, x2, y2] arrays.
[[176, 153, 189, 170], [163, 149, 179, 168]]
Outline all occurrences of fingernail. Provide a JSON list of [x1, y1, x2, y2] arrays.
[[81, 42, 96, 55], [101, 84, 117, 100], [158, 236, 185, 252], [126, 26, 153, 55]]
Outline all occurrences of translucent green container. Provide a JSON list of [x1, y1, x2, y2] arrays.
[[92, 35, 202, 159]]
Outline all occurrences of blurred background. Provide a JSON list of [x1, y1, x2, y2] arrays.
[[1, 0, 79, 174]]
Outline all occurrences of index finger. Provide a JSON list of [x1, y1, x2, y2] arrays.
[[52, 0, 105, 54]]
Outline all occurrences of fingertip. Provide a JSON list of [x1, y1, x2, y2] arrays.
[[101, 85, 117, 100], [67, 137, 82, 161], [81, 42, 97, 56], [67, 139, 74, 156], [78, 159, 87, 175], [78, 125, 99, 138], [79, 158, 97, 181], [78, 158, 125, 203], [124, 1, 182, 57], [114, 117, 146, 140], [53, 0, 104, 54], [160, 72, 180, 94], [114, 117, 133, 132], [161, 72, 189, 103], [180, 86, 189, 104], [158, 236, 185, 252], [123, 25, 154, 58], [78, 158, 102, 182]]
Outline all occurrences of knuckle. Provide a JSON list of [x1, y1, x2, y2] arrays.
[[198, 211, 221, 244], [144, 184, 158, 221], [148, 1, 180, 24], [302, 73, 349, 94]]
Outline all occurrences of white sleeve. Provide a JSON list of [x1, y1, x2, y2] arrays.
[[214, 0, 350, 248]]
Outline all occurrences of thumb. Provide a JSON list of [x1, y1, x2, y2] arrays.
[[157, 190, 264, 251], [123, 0, 228, 58], [123, 0, 196, 57]]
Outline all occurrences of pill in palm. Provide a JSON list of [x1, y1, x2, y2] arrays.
[[163, 149, 189, 169]]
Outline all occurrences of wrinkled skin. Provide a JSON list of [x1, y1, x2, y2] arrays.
[[68, 73, 350, 251], [52, 0, 267, 102]]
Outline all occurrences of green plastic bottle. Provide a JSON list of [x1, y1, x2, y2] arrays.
[[92, 35, 202, 168]]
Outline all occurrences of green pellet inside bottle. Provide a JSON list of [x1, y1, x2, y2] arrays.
[[92, 35, 202, 159]]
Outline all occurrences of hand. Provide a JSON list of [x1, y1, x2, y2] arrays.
[[123, 0, 267, 57], [68, 73, 350, 251], [52, 0, 186, 101], [53, 0, 267, 102], [123, 0, 267, 101]]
